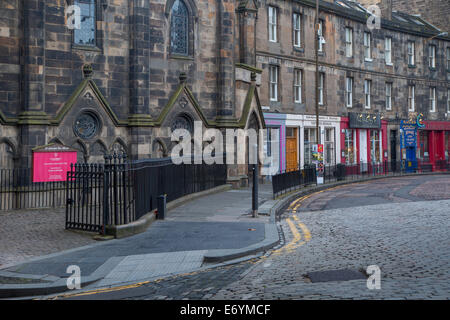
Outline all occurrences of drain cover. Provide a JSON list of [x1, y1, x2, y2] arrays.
[[306, 269, 367, 283]]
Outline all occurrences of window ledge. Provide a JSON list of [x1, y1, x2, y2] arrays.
[[386, 62, 393, 66], [293, 46, 304, 53], [408, 64, 416, 68], [364, 58, 373, 62], [72, 44, 101, 52], [169, 54, 194, 61]]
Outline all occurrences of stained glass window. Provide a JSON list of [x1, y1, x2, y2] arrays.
[[170, 0, 189, 55], [74, 0, 96, 46]]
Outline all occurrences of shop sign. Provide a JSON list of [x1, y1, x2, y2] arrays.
[[400, 113, 424, 148], [348, 113, 381, 129]]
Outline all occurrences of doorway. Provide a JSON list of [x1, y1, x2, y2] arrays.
[[359, 129, 368, 172], [390, 130, 397, 172], [286, 127, 298, 172]]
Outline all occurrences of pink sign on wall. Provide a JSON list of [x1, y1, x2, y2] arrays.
[[32, 144, 78, 183]]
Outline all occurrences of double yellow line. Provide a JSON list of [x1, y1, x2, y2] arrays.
[[271, 214, 312, 256]]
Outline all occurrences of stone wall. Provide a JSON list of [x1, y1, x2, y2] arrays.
[[0, 0, 21, 118]]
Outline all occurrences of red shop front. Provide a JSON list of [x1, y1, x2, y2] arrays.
[[417, 121, 450, 169], [340, 113, 388, 168]]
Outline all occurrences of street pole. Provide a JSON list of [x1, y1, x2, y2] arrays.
[[315, 0, 320, 145], [252, 144, 258, 218]]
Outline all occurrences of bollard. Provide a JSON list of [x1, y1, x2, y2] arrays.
[[157, 194, 167, 220], [252, 144, 258, 218]]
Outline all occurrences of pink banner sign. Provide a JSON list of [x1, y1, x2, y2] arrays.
[[33, 150, 77, 183]]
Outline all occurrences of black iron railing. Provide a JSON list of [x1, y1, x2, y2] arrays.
[[65, 153, 228, 233], [272, 160, 450, 198], [272, 165, 317, 197], [0, 168, 67, 211]]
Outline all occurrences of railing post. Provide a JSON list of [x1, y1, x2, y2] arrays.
[[122, 153, 128, 225], [102, 155, 110, 235], [112, 153, 119, 225]]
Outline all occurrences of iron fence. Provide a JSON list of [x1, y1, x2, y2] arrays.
[[272, 165, 317, 197], [272, 160, 450, 198], [65, 153, 228, 233], [0, 168, 67, 211]]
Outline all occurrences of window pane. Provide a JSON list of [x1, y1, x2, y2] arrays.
[[170, 0, 189, 55], [74, 0, 96, 46]]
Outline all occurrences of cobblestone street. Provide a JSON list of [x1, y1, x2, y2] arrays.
[[54, 175, 450, 300], [213, 199, 450, 300], [0, 208, 95, 268]]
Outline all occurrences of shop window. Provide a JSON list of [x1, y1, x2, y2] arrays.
[[445, 132, 449, 160], [370, 130, 381, 163], [344, 129, 355, 164], [419, 131, 429, 161], [325, 128, 335, 165], [304, 128, 317, 165]]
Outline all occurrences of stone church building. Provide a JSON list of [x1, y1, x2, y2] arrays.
[[1, 0, 449, 180], [0, 0, 265, 185]]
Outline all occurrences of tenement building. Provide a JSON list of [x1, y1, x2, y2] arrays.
[[0, 0, 449, 178], [259, 0, 450, 173]]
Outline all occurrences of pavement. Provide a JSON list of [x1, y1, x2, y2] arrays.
[[1, 173, 448, 300], [42, 173, 449, 301], [0, 182, 282, 299]]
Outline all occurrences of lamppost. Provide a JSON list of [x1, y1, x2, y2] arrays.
[[315, 0, 320, 145]]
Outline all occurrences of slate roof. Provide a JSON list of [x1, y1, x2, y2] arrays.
[[292, 0, 449, 40]]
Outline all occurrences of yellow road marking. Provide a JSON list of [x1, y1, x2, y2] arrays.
[[48, 280, 151, 299], [292, 214, 311, 241], [297, 222, 311, 241], [290, 184, 351, 213]]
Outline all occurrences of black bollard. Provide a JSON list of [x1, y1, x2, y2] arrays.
[[157, 194, 167, 220]]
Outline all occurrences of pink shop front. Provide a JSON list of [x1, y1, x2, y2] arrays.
[[340, 113, 388, 172]]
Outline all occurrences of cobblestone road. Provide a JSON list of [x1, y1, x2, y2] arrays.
[[0, 208, 95, 268], [56, 174, 450, 300]]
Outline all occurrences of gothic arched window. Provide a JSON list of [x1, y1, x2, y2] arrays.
[[170, 0, 189, 55], [74, 0, 96, 46]]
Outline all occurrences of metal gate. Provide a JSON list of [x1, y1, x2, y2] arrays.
[[65, 154, 135, 233], [65, 163, 105, 233]]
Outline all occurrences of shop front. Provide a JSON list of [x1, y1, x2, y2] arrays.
[[340, 113, 388, 172], [263, 113, 341, 174], [417, 121, 450, 170]]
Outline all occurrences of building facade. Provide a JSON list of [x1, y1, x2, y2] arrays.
[[0, 0, 266, 184], [0, 0, 449, 178], [258, 0, 450, 173]]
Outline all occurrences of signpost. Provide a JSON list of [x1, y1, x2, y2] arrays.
[[32, 143, 78, 183], [312, 144, 324, 184]]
